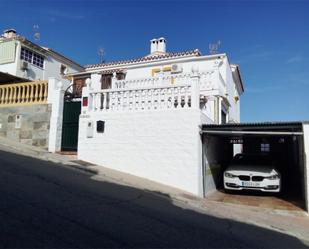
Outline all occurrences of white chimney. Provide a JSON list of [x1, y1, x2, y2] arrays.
[[150, 38, 158, 54], [3, 29, 17, 39], [157, 37, 166, 53]]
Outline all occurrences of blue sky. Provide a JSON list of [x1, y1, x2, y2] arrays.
[[1, 0, 308, 122]]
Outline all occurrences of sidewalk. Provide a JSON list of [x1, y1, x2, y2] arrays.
[[0, 137, 308, 244]]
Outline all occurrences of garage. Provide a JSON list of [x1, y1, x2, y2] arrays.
[[201, 121, 309, 213]]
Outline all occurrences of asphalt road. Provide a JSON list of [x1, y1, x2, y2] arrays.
[[0, 149, 307, 248]]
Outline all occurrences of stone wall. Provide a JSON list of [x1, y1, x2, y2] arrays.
[[0, 104, 51, 148]]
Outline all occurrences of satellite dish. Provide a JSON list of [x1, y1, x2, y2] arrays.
[[33, 24, 40, 41]]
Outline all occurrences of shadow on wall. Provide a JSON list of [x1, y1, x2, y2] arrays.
[[0, 149, 307, 248]]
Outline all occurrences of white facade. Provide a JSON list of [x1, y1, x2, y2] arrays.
[[73, 38, 244, 196], [0, 29, 83, 82]]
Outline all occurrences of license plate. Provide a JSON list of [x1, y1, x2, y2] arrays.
[[242, 181, 260, 187]]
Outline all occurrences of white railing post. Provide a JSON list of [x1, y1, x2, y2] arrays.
[[111, 72, 117, 89], [190, 66, 200, 109], [81, 78, 93, 113]]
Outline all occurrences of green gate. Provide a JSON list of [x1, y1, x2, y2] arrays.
[[61, 101, 81, 151]]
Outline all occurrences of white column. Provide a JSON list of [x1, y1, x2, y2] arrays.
[[48, 79, 65, 152], [81, 78, 92, 114], [218, 97, 222, 124], [47, 77, 59, 104], [91, 73, 102, 91], [111, 72, 117, 89], [303, 123, 309, 213], [190, 66, 200, 109]]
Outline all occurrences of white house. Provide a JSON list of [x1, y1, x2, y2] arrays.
[[0, 29, 84, 84], [0, 28, 84, 148], [66, 38, 244, 196]]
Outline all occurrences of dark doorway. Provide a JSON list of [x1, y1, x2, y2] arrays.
[[61, 84, 82, 151], [61, 101, 81, 151]]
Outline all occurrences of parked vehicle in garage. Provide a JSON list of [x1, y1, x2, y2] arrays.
[[224, 154, 281, 192]]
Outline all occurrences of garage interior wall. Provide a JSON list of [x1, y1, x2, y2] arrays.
[[202, 135, 232, 196]]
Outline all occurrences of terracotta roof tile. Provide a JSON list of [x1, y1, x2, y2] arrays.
[[85, 49, 201, 70]]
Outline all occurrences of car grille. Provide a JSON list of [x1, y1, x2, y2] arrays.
[[252, 176, 264, 182], [238, 175, 250, 181]]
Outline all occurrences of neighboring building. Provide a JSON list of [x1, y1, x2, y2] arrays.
[[0, 28, 84, 148], [0, 29, 84, 84], [62, 38, 244, 196]]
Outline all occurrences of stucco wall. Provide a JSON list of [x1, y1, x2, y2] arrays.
[[0, 104, 51, 148], [78, 109, 204, 196]]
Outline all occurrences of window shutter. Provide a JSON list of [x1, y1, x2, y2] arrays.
[[0, 41, 16, 64]]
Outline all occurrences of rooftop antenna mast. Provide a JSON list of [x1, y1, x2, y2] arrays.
[[98, 47, 105, 63], [209, 40, 221, 54], [33, 24, 40, 41]]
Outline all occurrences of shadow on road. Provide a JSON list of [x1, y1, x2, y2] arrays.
[[0, 149, 307, 248]]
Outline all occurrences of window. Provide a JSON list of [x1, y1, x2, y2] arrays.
[[101, 74, 112, 89], [261, 143, 270, 152], [20, 47, 44, 68], [116, 72, 126, 80], [60, 64, 67, 75], [32, 53, 44, 68], [20, 47, 33, 63]]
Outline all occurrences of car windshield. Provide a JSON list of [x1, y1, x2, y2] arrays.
[[232, 154, 272, 166]]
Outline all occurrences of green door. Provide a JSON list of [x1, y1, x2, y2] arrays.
[[61, 101, 81, 151]]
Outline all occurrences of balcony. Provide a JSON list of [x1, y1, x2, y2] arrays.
[[83, 69, 227, 114]]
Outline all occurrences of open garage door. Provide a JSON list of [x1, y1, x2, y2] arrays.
[[201, 122, 309, 213]]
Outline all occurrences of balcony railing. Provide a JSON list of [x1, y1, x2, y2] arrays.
[[90, 84, 192, 112], [0, 81, 48, 107], [114, 70, 226, 96], [114, 73, 192, 89], [84, 70, 227, 113]]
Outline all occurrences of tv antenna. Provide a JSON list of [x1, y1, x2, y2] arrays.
[[209, 40, 221, 54], [98, 47, 105, 63], [33, 24, 40, 41]]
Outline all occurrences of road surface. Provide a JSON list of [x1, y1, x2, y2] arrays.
[[0, 149, 307, 248]]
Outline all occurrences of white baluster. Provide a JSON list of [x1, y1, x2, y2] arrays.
[[137, 89, 141, 110], [148, 89, 152, 109], [163, 88, 168, 109], [128, 90, 132, 110], [184, 86, 189, 108], [177, 87, 181, 109], [103, 92, 107, 110], [149, 89, 153, 110], [170, 88, 175, 109], [110, 92, 113, 110]]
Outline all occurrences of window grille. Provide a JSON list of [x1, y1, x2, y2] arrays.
[[20, 47, 44, 68]]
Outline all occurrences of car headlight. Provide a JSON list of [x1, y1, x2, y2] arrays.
[[224, 172, 237, 178], [265, 174, 280, 180]]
